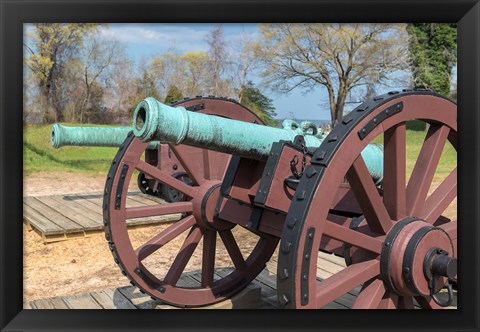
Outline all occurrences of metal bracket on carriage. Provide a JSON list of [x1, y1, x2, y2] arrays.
[[284, 135, 309, 191]]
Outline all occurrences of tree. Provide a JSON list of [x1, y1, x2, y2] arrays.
[[256, 24, 410, 126], [164, 85, 184, 104], [205, 25, 230, 96], [233, 31, 260, 101], [102, 55, 138, 123], [24, 23, 100, 122], [406, 23, 457, 96], [150, 52, 187, 97], [77, 37, 123, 123], [240, 81, 278, 126], [182, 51, 210, 96], [136, 68, 162, 102]]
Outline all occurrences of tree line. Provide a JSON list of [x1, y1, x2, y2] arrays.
[[23, 23, 456, 127]]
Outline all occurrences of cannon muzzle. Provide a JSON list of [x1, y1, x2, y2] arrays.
[[133, 97, 384, 182], [51, 124, 158, 149]]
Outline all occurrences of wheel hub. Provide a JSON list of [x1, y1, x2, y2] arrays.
[[380, 218, 456, 298], [192, 181, 233, 231]]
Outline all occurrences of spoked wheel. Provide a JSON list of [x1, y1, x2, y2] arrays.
[[278, 90, 457, 309], [162, 172, 193, 203], [137, 171, 161, 196], [104, 98, 278, 307]]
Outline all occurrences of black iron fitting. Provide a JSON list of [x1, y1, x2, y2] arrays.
[[423, 247, 457, 307]]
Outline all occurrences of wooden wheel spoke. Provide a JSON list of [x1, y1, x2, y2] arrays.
[[315, 259, 380, 308], [219, 229, 247, 270], [323, 219, 383, 254], [378, 292, 398, 309], [170, 145, 206, 185], [383, 123, 407, 220], [136, 160, 196, 197], [407, 124, 450, 216], [201, 230, 216, 288], [163, 226, 203, 286], [397, 296, 415, 309], [126, 201, 193, 219], [135, 215, 196, 261], [352, 278, 386, 309], [419, 168, 457, 223], [347, 156, 393, 234]]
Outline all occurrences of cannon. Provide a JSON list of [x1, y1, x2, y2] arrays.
[[103, 90, 457, 309], [50, 97, 264, 202]]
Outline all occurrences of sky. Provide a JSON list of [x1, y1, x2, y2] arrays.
[[98, 23, 333, 121]]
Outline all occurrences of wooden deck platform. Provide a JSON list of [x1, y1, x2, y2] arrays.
[[23, 192, 181, 243], [25, 253, 457, 309]]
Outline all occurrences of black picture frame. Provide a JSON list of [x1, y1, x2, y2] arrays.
[[1, 0, 479, 331]]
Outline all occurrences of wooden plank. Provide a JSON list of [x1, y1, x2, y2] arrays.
[[61, 194, 104, 216], [186, 269, 262, 309], [62, 293, 103, 309], [24, 197, 84, 233], [317, 256, 345, 274], [260, 295, 279, 309], [90, 289, 137, 309], [117, 286, 157, 309], [41, 196, 103, 230], [77, 192, 181, 226], [318, 252, 348, 267], [75, 193, 158, 223], [49, 296, 69, 309], [128, 195, 168, 207], [197, 283, 261, 309], [23, 203, 64, 235], [31, 298, 56, 309]]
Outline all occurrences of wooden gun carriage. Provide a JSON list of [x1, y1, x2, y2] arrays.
[[103, 90, 457, 309]]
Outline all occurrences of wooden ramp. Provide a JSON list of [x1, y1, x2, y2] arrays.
[[25, 253, 458, 310], [23, 192, 181, 243]]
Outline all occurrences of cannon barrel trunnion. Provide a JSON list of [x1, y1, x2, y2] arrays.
[[103, 90, 457, 309]]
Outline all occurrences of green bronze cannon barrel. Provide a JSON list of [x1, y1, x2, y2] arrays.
[[50, 124, 158, 149], [133, 97, 384, 182]]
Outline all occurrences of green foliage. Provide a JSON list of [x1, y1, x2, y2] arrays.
[[24, 24, 101, 122], [132, 70, 160, 103], [406, 24, 457, 96], [240, 81, 278, 126], [164, 85, 184, 104]]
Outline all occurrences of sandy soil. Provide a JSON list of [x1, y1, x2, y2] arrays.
[[23, 171, 457, 304]]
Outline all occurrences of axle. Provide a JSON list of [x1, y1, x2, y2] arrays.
[[50, 123, 158, 149], [132, 97, 384, 182]]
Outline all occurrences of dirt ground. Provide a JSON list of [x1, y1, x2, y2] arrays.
[[23, 171, 457, 304]]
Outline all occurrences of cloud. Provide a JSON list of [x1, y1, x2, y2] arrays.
[[99, 24, 210, 53]]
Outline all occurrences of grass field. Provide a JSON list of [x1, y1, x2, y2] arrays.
[[24, 123, 457, 178], [24, 123, 120, 175]]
